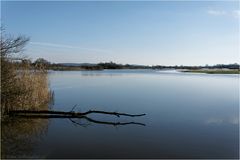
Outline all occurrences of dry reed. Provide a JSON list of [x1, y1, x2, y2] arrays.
[[1, 59, 53, 115]]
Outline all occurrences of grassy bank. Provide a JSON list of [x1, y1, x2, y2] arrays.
[[182, 69, 240, 74]]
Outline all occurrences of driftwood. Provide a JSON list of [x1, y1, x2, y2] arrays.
[[8, 109, 146, 126]]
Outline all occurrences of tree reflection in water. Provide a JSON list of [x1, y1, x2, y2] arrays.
[[1, 117, 49, 158]]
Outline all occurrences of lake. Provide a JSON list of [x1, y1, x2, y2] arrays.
[[2, 69, 239, 158]]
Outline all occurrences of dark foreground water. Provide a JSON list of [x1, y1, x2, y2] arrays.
[[2, 70, 239, 158]]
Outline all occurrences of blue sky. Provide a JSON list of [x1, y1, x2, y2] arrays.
[[2, 1, 239, 65]]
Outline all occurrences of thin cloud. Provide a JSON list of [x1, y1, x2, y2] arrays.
[[207, 9, 240, 18], [29, 42, 112, 54], [232, 10, 240, 18], [207, 10, 226, 16]]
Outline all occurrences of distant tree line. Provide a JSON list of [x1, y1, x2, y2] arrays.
[[152, 63, 240, 70], [13, 58, 240, 71]]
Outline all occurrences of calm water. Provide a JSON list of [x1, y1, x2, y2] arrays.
[[2, 70, 239, 158]]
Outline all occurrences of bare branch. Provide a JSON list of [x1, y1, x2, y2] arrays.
[[81, 110, 146, 117], [9, 110, 146, 117]]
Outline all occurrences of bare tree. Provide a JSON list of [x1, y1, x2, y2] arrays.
[[1, 29, 29, 114], [1, 29, 29, 58]]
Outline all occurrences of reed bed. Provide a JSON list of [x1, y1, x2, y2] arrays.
[[1, 59, 53, 115]]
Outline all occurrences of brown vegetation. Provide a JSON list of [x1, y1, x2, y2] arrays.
[[1, 30, 52, 115]]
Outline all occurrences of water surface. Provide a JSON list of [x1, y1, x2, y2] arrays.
[[2, 70, 239, 158]]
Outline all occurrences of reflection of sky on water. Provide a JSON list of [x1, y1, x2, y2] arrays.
[[206, 116, 239, 125], [4, 70, 238, 158], [46, 70, 239, 158]]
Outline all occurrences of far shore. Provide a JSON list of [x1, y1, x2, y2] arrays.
[[48, 67, 240, 74], [14, 60, 239, 74], [180, 69, 240, 74]]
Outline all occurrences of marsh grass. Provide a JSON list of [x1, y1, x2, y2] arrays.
[[1, 60, 53, 115], [14, 69, 52, 110]]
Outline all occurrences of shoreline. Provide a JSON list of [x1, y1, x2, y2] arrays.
[[48, 68, 240, 74], [181, 69, 240, 74]]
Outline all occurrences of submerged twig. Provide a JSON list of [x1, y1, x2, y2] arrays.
[[70, 104, 78, 112]]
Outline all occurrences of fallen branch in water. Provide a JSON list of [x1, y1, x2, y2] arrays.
[[8, 110, 146, 117], [8, 109, 146, 126]]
